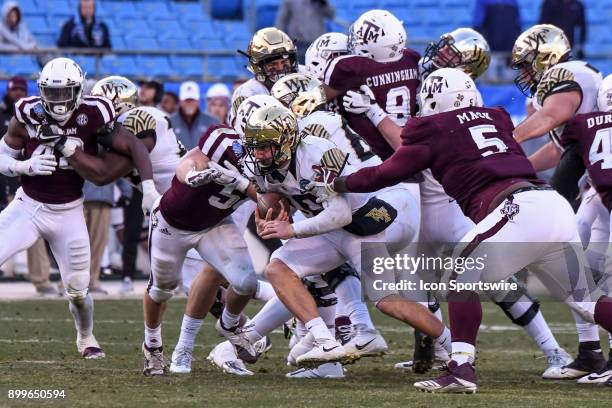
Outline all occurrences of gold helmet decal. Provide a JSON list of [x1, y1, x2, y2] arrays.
[[423, 28, 491, 79], [511, 24, 571, 96], [246, 27, 298, 88], [90, 76, 138, 116], [270, 73, 327, 118], [243, 105, 299, 175]]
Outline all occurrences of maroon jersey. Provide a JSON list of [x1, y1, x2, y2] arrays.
[[560, 112, 612, 210], [343, 107, 543, 222], [159, 124, 248, 231], [15, 95, 114, 204], [323, 49, 421, 159]]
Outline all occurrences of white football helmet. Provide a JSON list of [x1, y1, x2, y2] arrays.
[[348, 10, 406, 63], [38, 57, 85, 122], [419, 68, 483, 117], [305, 32, 348, 80], [597, 74, 612, 113], [234, 94, 283, 137]]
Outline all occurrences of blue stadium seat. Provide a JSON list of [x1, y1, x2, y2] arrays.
[[103, 1, 141, 19], [36, 34, 57, 47], [137, 55, 174, 77], [171, 2, 208, 21], [155, 19, 184, 36], [124, 36, 159, 50], [158, 35, 193, 51], [255, 0, 278, 31], [41, 0, 73, 17], [191, 37, 226, 51], [70, 55, 97, 75], [170, 56, 205, 78], [17, 0, 39, 15], [211, 0, 243, 20], [47, 15, 68, 34], [23, 16, 52, 35], [0, 56, 40, 76], [139, 1, 172, 19], [181, 20, 215, 39], [207, 56, 235, 78], [110, 35, 127, 49], [99, 55, 140, 77], [122, 19, 154, 37]]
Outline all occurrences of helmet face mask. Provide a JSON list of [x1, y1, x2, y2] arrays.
[[243, 106, 299, 176], [38, 57, 85, 122], [247, 28, 298, 88], [270, 73, 327, 118]]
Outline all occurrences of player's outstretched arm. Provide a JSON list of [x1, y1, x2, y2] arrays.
[[513, 91, 581, 143], [67, 149, 133, 186], [527, 140, 562, 172], [0, 117, 56, 177], [176, 147, 212, 187], [333, 144, 431, 193], [108, 124, 154, 182]]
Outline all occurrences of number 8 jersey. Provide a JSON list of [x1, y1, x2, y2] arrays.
[[159, 124, 248, 231], [323, 49, 421, 160]]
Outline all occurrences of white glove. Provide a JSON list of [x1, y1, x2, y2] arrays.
[[185, 167, 218, 187], [343, 85, 388, 126], [54, 137, 83, 158], [208, 160, 250, 193], [140, 179, 161, 215], [14, 154, 57, 176]]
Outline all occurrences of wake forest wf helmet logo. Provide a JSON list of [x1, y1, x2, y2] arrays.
[[357, 20, 385, 45], [101, 82, 128, 103], [522, 27, 550, 50]]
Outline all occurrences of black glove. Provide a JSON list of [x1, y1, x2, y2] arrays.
[[35, 124, 64, 143]]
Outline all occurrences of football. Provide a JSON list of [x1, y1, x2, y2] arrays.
[[257, 192, 291, 219]]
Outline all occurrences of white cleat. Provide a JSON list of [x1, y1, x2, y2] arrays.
[[207, 341, 254, 376], [215, 319, 257, 359], [286, 362, 345, 379], [142, 343, 167, 376], [541, 348, 573, 379], [170, 345, 193, 374], [119, 277, 134, 295], [577, 362, 612, 384], [77, 335, 105, 359], [287, 333, 315, 366], [296, 338, 347, 367], [343, 328, 387, 360]]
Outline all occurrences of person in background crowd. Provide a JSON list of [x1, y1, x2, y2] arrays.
[[83, 181, 114, 296], [276, 0, 335, 63], [0, 77, 58, 297], [205, 83, 231, 124], [539, 0, 586, 59], [58, 0, 110, 48], [170, 81, 218, 150], [138, 79, 163, 107], [473, 0, 522, 82], [159, 91, 178, 116], [0, 1, 37, 51]]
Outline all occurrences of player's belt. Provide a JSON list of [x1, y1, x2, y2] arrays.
[[509, 185, 554, 195], [488, 182, 551, 213]]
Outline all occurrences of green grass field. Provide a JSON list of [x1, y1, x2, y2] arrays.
[[0, 299, 610, 407]]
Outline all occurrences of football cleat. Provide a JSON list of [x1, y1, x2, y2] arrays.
[[288, 333, 314, 366], [296, 338, 347, 367], [414, 361, 477, 394], [119, 277, 134, 295], [286, 362, 345, 379], [77, 335, 105, 360], [207, 341, 254, 376], [343, 328, 388, 360], [142, 343, 168, 376], [170, 345, 193, 374], [215, 318, 258, 360], [541, 348, 573, 379], [543, 348, 606, 380], [411, 330, 434, 374], [577, 355, 612, 384]]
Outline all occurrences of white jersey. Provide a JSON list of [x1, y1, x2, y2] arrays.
[[533, 60, 603, 149], [298, 110, 380, 168], [118, 106, 184, 193], [247, 135, 373, 218], [229, 78, 269, 127]]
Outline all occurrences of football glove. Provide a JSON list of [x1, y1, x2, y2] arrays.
[[208, 161, 250, 193], [185, 167, 218, 187], [140, 179, 161, 215], [54, 136, 83, 158], [343, 85, 388, 126], [14, 154, 57, 176]]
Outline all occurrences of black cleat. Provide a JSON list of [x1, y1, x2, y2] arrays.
[[412, 330, 434, 374]]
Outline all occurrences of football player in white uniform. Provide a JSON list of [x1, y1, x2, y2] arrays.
[[511, 24, 606, 378], [210, 105, 450, 368], [0, 59, 155, 360], [229, 27, 299, 126]]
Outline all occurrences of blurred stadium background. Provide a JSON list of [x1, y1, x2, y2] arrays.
[[1, 0, 610, 119]]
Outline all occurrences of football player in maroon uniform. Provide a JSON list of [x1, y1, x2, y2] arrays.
[[314, 68, 612, 393], [0, 58, 154, 360]]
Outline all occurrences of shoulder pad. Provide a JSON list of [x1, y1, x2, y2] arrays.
[[536, 67, 580, 106]]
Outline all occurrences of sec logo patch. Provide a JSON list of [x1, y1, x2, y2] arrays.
[[76, 113, 88, 126]]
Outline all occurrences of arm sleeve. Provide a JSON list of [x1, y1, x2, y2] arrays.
[[336, 144, 432, 193], [292, 192, 353, 238]]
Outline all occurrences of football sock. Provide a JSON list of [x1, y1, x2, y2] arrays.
[[144, 323, 162, 349], [451, 341, 475, 365], [69, 294, 94, 339], [345, 300, 375, 331], [221, 308, 241, 330], [175, 314, 203, 352], [248, 297, 292, 342], [295, 319, 308, 340], [511, 308, 560, 353], [306, 317, 334, 340], [436, 326, 452, 354], [254, 280, 276, 302]]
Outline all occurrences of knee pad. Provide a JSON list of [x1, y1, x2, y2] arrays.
[[230, 271, 258, 296], [151, 257, 180, 291], [322, 263, 359, 292], [68, 240, 90, 274], [148, 285, 174, 303], [495, 295, 541, 327], [65, 287, 88, 305], [303, 278, 337, 308]]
